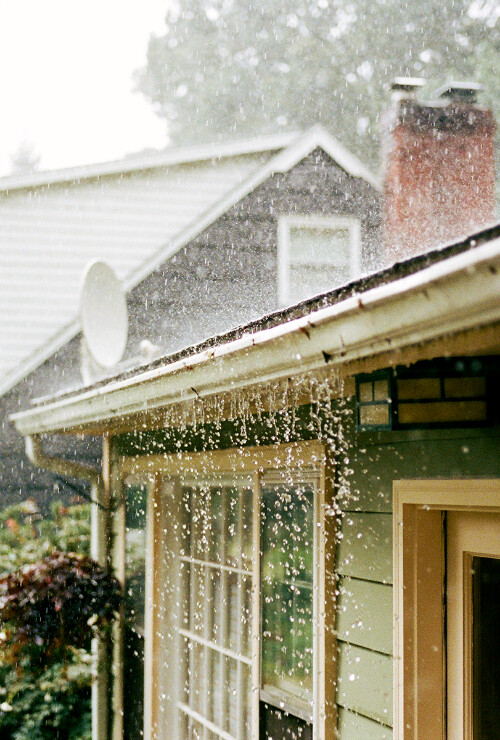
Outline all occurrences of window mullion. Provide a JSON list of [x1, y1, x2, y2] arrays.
[[219, 486, 228, 734], [236, 486, 244, 739], [251, 472, 261, 740]]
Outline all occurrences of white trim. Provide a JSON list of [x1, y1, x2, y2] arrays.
[[119, 442, 326, 740], [11, 237, 500, 436], [278, 214, 362, 305], [0, 125, 380, 399]]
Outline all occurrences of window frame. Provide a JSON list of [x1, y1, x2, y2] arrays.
[[115, 441, 336, 740], [277, 214, 361, 305]]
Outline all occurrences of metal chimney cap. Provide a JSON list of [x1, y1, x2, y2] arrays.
[[435, 81, 483, 103], [390, 77, 426, 93]]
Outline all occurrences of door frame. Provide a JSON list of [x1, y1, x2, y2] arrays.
[[393, 479, 500, 740]]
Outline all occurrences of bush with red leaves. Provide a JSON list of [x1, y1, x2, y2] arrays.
[[0, 551, 122, 664]]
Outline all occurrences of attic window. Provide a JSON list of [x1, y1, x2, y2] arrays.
[[356, 358, 497, 431], [278, 215, 360, 305]]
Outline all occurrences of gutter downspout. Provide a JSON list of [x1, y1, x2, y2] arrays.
[[26, 435, 110, 740]]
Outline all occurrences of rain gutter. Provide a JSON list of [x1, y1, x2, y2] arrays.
[[11, 237, 500, 437], [25, 434, 101, 489]]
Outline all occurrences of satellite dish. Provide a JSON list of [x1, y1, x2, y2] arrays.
[[80, 260, 128, 368]]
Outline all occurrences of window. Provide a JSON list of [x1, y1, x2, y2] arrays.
[[112, 477, 153, 740], [356, 357, 496, 431], [278, 215, 361, 305], [118, 442, 335, 740]]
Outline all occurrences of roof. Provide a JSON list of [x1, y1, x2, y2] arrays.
[[11, 222, 500, 436], [0, 131, 300, 193], [0, 125, 380, 397]]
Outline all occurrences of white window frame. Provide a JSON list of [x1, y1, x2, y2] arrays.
[[116, 441, 336, 740], [278, 214, 361, 305]]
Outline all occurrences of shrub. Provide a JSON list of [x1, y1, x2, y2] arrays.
[[0, 551, 121, 667], [0, 501, 118, 739]]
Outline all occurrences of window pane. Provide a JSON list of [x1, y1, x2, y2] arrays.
[[289, 225, 351, 265], [178, 475, 253, 740], [290, 264, 351, 302], [359, 403, 390, 427], [124, 480, 149, 739], [261, 481, 315, 708]]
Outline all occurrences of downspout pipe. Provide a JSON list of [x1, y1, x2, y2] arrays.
[[25, 434, 109, 740], [25, 434, 102, 489]]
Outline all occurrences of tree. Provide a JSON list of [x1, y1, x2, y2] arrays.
[[10, 140, 40, 175], [0, 501, 119, 740], [135, 0, 500, 169]]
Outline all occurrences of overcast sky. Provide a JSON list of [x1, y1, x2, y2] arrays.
[[0, 1, 169, 177]]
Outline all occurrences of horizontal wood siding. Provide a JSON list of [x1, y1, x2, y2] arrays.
[[336, 577, 392, 655], [337, 708, 392, 740], [337, 642, 393, 726], [0, 153, 269, 379], [336, 512, 392, 584], [335, 422, 500, 737], [345, 429, 500, 513]]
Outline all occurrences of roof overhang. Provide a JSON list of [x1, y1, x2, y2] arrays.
[[11, 237, 500, 437]]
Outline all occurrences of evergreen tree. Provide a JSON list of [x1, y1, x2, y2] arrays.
[[135, 0, 499, 168]]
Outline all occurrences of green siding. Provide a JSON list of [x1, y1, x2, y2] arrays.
[[113, 390, 500, 738], [345, 429, 500, 512], [336, 513, 392, 584], [336, 577, 392, 655], [338, 708, 392, 740], [337, 642, 393, 726]]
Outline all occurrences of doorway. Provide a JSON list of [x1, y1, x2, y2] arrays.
[[447, 511, 500, 740], [393, 480, 500, 740]]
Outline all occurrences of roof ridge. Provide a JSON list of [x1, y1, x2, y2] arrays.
[[0, 130, 301, 193]]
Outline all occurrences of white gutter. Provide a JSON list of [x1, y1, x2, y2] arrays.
[[0, 126, 380, 401], [11, 237, 500, 436], [25, 434, 101, 488]]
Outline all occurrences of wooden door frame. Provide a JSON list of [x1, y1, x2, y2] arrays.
[[393, 479, 500, 740]]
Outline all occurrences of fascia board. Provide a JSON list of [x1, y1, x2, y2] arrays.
[[11, 238, 500, 436], [0, 127, 379, 398]]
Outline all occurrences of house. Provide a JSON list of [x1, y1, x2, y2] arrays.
[[10, 85, 500, 740], [0, 132, 300, 390], [0, 126, 381, 510]]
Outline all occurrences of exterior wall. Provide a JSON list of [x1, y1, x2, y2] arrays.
[[0, 152, 272, 382], [0, 149, 380, 507], [113, 386, 500, 739], [127, 148, 381, 356], [336, 425, 500, 738]]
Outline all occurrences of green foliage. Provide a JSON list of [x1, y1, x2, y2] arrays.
[[0, 656, 92, 740], [0, 501, 90, 576], [0, 551, 121, 668], [136, 0, 500, 169], [0, 501, 103, 739]]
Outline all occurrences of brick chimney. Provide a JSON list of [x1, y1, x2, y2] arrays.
[[383, 79, 496, 263]]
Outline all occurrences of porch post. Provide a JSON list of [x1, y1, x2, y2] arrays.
[[92, 437, 111, 740]]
